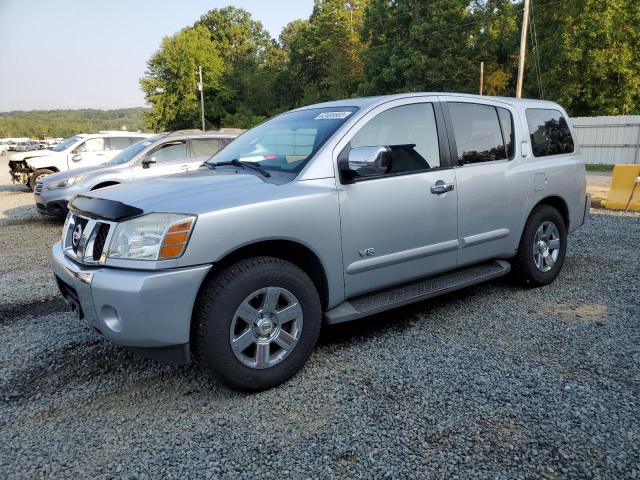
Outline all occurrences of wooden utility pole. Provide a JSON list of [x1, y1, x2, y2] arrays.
[[198, 65, 205, 131], [516, 0, 531, 98], [479, 61, 484, 95]]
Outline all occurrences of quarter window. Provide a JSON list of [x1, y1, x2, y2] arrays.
[[526, 109, 574, 157], [347, 103, 441, 174], [448, 102, 507, 164], [191, 138, 224, 157]]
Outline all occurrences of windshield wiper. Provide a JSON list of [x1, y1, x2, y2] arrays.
[[208, 159, 271, 178]]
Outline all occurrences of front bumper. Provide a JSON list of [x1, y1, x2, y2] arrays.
[[8, 159, 32, 184], [35, 184, 81, 216], [51, 242, 212, 363]]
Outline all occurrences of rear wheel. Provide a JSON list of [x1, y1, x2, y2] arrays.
[[28, 168, 54, 191], [194, 256, 321, 391], [512, 204, 567, 286]]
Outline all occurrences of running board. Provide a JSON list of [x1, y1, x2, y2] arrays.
[[324, 260, 511, 324]]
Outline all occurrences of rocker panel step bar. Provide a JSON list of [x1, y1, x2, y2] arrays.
[[324, 259, 511, 324]]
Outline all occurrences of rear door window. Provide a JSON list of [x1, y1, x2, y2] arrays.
[[526, 108, 575, 157], [497, 107, 515, 159], [107, 137, 132, 151], [448, 102, 507, 164]]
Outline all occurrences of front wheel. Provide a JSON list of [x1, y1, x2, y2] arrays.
[[28, 168, 54, 190], [194, 256, 321, 391], [512, 204, 567, 286]]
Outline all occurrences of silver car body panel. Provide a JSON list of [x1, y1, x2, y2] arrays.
[[52, 243, 211, 347], [52, 92, 587, 352]]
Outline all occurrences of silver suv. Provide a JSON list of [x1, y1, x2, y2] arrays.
[[51, 93, 589, 391], [35, 129, 242, 217]]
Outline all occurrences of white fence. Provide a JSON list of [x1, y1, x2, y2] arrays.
[[571, 115, 640, 165]]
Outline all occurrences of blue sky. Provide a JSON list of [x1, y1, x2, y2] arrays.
[[0, 0, 314, 111]]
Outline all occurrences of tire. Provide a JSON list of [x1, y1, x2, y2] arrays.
[[193, 256, 322, 392], [28, 169, 54, 190], [512, 204, 567, 287]]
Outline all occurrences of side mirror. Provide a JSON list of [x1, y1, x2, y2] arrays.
[[72, 154, 82, 162], [339, 146, 391, 181], [142, 156, 156, 169]]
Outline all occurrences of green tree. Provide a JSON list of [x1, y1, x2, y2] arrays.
[[0, 108, 147, 138], [282, 0, 367, 105], [140, 25, 225, 131], [530, 0, 640, 115], [141, 7, 284, 131], [469, 0, 520, 96], [359, 0, 476, 95]]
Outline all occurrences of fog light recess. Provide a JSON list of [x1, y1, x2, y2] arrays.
[[101, 305, 123, 332]]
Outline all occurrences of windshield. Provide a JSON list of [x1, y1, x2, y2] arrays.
[[206, 107, 358, 173], [106, 138, 157, 165], [51, 136, 82, 152]]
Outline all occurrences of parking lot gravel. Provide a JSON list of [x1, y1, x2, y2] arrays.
[[1, 160, 638, 478]]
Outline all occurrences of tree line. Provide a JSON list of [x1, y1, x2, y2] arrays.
[[0, 108, 146, 138], [141, 0, 639, 132]]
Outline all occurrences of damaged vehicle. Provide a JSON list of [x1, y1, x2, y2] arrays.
[[52, 93, 589, 391], [9, 131, 151, 190]]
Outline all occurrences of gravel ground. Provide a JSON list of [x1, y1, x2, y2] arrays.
[[1, 160, 639, 478]]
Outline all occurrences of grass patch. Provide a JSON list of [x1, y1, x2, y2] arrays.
[[586, 164, 614, 172]]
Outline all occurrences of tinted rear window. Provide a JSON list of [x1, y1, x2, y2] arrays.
[[448, 102, 508, 164], [526, 108, 574, 157]]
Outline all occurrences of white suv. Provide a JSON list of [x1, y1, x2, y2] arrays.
[[9, 131, 152, 190]]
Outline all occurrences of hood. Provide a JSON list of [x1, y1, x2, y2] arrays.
[[87, 169, 282, 216], [40, 164, 124, 185], [9, 150, 54, 161]]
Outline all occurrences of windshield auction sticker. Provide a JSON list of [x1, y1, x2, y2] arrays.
[[314, 111, 353, 120]]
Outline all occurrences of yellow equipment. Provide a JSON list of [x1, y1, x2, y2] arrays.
[[603, 165, 640, 212]]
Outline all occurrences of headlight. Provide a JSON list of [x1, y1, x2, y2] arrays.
[[46, 175, 84, 189], [107, 213, 196, 261]]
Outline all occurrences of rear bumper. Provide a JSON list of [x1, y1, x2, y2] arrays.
[[51, 242, 212, 364]]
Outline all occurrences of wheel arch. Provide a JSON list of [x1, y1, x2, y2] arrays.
[[532, 195, 570, 230], [198, 239, 330, 311], [35, 166, 60, 173], [91, 181, 120, 191]]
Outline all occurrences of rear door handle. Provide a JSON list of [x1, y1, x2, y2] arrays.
[[431, 181, 455, 194]]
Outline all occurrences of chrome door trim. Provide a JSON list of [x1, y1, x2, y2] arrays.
[[460, 228, 510, 248], [346, 239, 460, 274]]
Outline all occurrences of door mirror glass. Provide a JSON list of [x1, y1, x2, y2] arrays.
[[142, 156, 156, 169], [340, 146, 391, 180], [72, 154, 82, 162]]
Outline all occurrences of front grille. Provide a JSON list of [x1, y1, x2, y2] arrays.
[[72, 217, 89, 254], [34, 181, 43, 194], [93, 223, 110, 261], [62, 213, 115, 265]]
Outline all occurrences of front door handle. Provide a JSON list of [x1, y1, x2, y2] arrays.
[[431, 181, 455, 194], [180, 164, 189, 171]]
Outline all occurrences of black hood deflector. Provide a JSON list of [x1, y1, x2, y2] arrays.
[[69, 195, 143, 221]]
